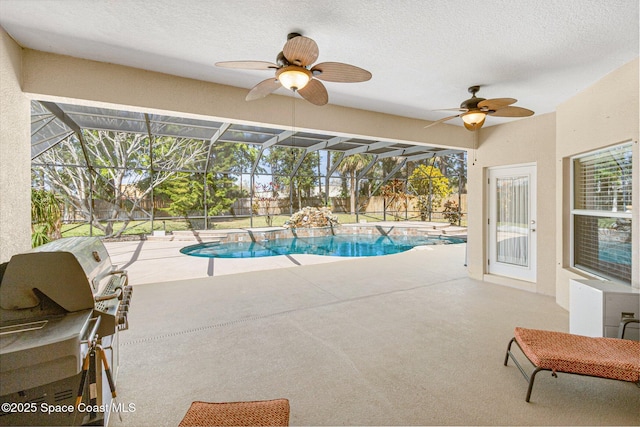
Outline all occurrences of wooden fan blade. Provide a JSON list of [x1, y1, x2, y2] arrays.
[[298, 79, 328, 106], [478, 97, 517, 110], [246, 78, 282, 101], [489, 106, 534, 117], [311, 62, 372, 83], [424, 114, 461, 129], [283, 36, 319, 66], [215, 60, 278, 70]]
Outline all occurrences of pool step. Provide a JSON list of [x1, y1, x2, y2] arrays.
[[424, 225, 467, 238]]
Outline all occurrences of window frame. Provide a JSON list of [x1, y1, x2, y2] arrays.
[[570, 141, 634, 285]]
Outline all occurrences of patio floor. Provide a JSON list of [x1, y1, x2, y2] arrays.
[[105, 240, 640, 426]]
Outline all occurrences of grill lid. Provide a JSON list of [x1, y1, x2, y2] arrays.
[[0, 237, 111, 311]]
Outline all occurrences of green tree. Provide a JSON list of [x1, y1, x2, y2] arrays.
[[31, 188, 62, 247], [209, 140, 259, 176], [207, 173, 241, 215], [263, 146, 319, 210], [408, 164, 451, 221], [153, 171, 238, 226], [438, 152, 467, 194], [154, 173, 203, 218]]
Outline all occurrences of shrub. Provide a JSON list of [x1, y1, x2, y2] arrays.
[[442, 200, 463, 225]]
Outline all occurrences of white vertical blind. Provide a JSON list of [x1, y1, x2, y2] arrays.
[[496, 176, 529, 266], [574, 144, 633, 212]]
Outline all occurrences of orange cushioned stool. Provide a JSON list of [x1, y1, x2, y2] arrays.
[[179, 399, 290, 426]]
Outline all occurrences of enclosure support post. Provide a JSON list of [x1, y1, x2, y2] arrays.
[[458, 172, 462, 226], [203, 174, 208, 230], [289, 179, 293, 216], [144, 114, 155, 234], [405, 193, 409, 220], [355, 179, 359, 223], [383, 198, 386, 221], [78, 131, 94, 237], [324, 162, 330, 208], [428, 178, 433, 222], [250, 173, 254, 228], [203, 123, 231, 230]]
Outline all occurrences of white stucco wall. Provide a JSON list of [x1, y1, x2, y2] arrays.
[[466, 113, 557, 295], [0, 29, 31, 262], [467, 57, 639, 308], [554, 57, 640, 308]]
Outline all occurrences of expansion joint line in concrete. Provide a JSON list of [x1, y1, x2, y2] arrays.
[[120, 311, 294, 346], [120, 277, 468, 347]]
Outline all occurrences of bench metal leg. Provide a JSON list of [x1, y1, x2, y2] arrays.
[[526, 367, 545, 402], [504, 337, 554, 402], [504, 338, 516, 366]]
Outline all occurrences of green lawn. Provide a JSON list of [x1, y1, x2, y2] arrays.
[[60, 212, 457, 237], [61, 214, 355, 237]]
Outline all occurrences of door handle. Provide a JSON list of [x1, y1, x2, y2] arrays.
[[531, 219, 536, 232]]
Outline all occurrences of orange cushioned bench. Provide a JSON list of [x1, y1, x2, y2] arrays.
[[504, 327, 640, 402]]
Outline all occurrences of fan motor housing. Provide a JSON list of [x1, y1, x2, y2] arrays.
[[460, 96, 485, 110]]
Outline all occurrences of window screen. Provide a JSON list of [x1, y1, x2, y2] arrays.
[[572, 143, 633, 283]]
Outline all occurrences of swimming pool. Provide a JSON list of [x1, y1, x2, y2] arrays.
[[180, 234, 465, 258]]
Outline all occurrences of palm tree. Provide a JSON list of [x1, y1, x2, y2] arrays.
[[337, 154, 370, 214]]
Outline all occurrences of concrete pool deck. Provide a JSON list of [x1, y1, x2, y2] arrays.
[[103, 238, 639, 426], [105, 239, 352, 283]]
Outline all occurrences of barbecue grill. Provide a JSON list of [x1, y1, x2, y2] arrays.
[[0, 237, 132, 426]]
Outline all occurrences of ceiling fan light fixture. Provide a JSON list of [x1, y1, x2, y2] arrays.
[[276, 66, 312, 91], [425, 86, 533, 131], [218, 33, 370, 105], [462, 111, 486, 126]]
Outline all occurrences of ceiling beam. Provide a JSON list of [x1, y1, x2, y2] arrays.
[[265, 130, 294, 149], [30, 131, 75, 160], [289, 151, 307, 179], [375, 144, 435, 160], [289, 136, 349, 179], [204, 122, 232, 173], [404, 149, 462, 163], [343, 141, 395, 157], [356, 155, 379, 180], [250, 130, 295, 175], [305, 136, 348, 153], [327, 152, 345, 177], [39, 101, 94, 171], [39, 101, 83, 134]]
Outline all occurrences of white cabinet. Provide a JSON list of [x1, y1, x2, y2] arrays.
[[569, 279, 640, 340]]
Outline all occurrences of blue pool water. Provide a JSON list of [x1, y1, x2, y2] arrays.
[[180, 234, 465, 258], [599, 241, 631, 265]]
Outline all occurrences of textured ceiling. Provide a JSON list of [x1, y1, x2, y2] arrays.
[[0, 0, 638, 128]]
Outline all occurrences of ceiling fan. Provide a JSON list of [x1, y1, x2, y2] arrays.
[[215, 32, 372, 106], [424, 86, 534, 131]]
